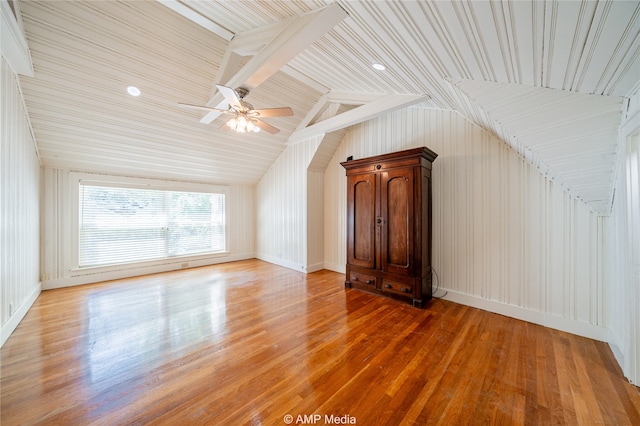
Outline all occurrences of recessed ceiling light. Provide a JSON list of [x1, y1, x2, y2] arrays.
[[127, 86, 141, 96], [372, 63, 386, 71]]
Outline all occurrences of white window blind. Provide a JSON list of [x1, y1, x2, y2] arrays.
[[79, 184, 225, 268]]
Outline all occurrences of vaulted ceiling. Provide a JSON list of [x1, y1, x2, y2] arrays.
[[12, 0, 640, 214]]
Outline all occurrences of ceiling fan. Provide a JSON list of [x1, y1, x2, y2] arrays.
[[179, 85, 293, 134]]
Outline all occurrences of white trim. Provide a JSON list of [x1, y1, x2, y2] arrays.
[[256, 253, 306, 273], [70, 171, 229, 193], [441, 289, 612, 342], [1, 284, 40, 347], [288, 94, 429, 144], [68, 250, 231, 275], [323, 262, 345, 274], [43, 252, 255, 290], [608, 333, 626, 378], [156, 0, 234, 41], [0, 0, 33, 77], [306, 262, 324, 273]]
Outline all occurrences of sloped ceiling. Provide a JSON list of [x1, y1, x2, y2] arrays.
[[14, 0, 640, 214], [448, 79, 624, 213]]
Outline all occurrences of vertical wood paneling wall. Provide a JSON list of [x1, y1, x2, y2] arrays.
[[1, 57, 41, 346], [229, 184, 256, 258], [307, 170, 324, 272], [256, 136, 322, 272], [40, 169, 256, 289], [323, 108, 609, 341], [603, 89, 640, 385]]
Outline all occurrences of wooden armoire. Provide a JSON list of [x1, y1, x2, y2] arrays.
[[341, 147, 437, 307]]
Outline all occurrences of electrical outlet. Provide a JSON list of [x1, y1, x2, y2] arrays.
[[9, 304, 14, 316], [41, 273, 50, 281], [181, 262, 189, 268]]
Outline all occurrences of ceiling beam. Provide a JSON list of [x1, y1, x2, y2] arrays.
[[239, 3, 347, 89], [296, 92, 330, 131], [296, 91, 389, 131], [326, 92, 386, 105], [228, 19, 291, 56], [1, 0, 33, 77], [198, 20, 295, 121], [198, 3, 348, 124], [157, 0, 234, 41], [288, 94, 430, 144]]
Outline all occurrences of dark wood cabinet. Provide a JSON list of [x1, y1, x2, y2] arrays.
[[341, 147, 437, 307]]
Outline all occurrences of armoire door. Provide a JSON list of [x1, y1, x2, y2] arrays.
[[380, 168, 415, 276], [346, 173, 376, 269]]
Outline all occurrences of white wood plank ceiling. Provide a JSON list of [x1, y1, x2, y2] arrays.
[[15, 0, 640, 214]]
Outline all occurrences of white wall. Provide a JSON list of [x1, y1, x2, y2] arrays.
[[604, 90, 640, 385], [249, 102, 640, 383], [256, 136, 322, 272], [1, 56, 41, 346], [40, 168, 256, 289], [323, 107, 609, 342], [307, 169, 324, 273]]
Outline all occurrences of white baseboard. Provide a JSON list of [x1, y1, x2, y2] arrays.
[[608, 334, 625, 373], [254, 257, 343, 275], [1, 284, 41, 347], [323, 262, 345, 274], [306, 262, 325, 273], [441, 289, 612, 343], [255, 253, 307, 273], [43, 253, 256, 290]]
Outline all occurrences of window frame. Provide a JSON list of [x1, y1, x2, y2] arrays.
[[70, 172, 230, 272]]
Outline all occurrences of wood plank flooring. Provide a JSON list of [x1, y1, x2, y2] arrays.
[[2, 259, 639, 425]]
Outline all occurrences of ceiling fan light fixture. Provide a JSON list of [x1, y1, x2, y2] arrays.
[[227, 113, 260, 133]]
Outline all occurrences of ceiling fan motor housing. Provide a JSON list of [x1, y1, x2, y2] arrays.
[[235, 87, 250, 99]]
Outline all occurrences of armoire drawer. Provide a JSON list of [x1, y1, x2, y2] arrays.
[[349, 270, 377, 288], [380, 278, 414, 296]]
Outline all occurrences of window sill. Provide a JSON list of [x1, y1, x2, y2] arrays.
[[70, 251, 231, 276]]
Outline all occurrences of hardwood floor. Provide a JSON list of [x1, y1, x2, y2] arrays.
[[2, 259, 638, 425]]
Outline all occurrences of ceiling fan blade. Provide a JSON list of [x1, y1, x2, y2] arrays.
[[216, 84, 243, 110], [254, 119, 280, 134], [251, 107, 294, 117], [178, 103, 231, 114]]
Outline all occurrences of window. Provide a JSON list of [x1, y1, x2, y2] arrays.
[[78, 183, 226, 268]]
